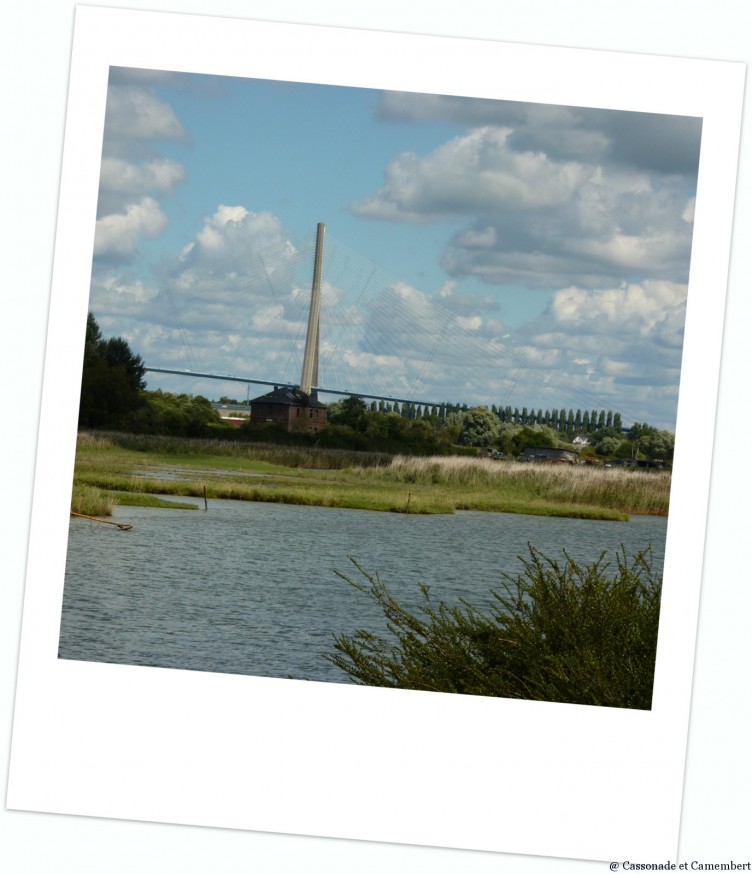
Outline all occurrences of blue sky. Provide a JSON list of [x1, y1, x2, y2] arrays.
[[89, 68, 702, 429]]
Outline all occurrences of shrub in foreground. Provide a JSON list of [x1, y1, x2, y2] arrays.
[[325, 547, 661, 709]]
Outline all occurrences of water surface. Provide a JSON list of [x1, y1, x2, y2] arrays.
[[59, 499, 667, 683]]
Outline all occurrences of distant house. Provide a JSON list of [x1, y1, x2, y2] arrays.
[[572, 435, 589, 446], [521, 446, 577, 464], [248, 386, 328, 433]]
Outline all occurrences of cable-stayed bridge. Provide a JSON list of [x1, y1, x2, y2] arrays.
[[144, 222, 634, 423]]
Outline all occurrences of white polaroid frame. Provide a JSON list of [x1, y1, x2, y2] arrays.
[[7, 5, 744, 861]]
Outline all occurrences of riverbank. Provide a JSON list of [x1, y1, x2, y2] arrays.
[[70, 431, 671, 521]]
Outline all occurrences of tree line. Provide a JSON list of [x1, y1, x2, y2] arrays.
[[321, 397, 624, 436], [78, 314, 673, 461]]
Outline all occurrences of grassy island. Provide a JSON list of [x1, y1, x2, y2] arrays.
[[70, 431, 671, 522]]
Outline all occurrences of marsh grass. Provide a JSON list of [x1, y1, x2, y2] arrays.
[[373, 456, 671, 515], [80, 430, 392, 470], [72, 432, 669, 519], [70, 483, 115, 517]]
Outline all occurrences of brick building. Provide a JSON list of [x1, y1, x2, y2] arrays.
[[249, 386, 328, 433]]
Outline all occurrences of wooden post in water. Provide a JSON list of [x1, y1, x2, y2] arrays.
[[203, 486, 208, 511]]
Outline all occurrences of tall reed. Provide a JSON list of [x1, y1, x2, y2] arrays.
[[371, 456, 671, 514]]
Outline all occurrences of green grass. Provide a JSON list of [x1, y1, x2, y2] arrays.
[[71, 431, 670, 520], [70, 483, 115, 516]]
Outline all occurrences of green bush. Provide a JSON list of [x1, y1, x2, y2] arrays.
[[325, 547, 661, 709]]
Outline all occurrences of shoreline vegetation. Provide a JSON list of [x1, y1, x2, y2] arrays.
[[70, 431, 671, 522], [326, 547, 661, 708]]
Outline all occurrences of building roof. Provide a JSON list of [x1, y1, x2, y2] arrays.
[[249, 386, 327, 408]]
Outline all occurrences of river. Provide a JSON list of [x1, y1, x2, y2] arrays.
[[59, 499, 667, 683]]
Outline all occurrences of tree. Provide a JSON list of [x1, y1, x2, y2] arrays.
[[100, 336, 146, 392], [640, 429, 675, 462], [510, 425, 557, 455], [328, 395, 368, 429], [78, 313, 146, 428], [458, 407, 501, 447], [595, 436, 623, 457]]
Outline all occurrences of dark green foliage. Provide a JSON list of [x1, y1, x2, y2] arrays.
[[327, 395, 368, 429], [325, 547, 661, 710], [510, 425, 557, 453], [79, 313, 147, 428], [127, 390, 222, 437], [458, 406, 501, 446]]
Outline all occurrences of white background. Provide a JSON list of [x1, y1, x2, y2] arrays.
[[2, 2, 750, 872]]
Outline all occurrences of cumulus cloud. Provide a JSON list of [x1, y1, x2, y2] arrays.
[[99, 157, 185, 199], [94, 197, 168, 259], [92, 73, 189, 260], [88, 198, 688, 427], [378, 92, 702, 176], [87, 77, 699, 429], [505, 279, 688, 424], [107, 206, 322, 380], [351, 127, 586, 221], [353, 126, 695, 290], [355, 93, 701, 299], [102, 84, 188, 151]]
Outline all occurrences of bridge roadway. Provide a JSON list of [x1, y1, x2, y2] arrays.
[[144, 367, 445, 409]]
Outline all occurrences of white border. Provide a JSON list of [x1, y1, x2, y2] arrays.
[[7, 6, 744, 861]]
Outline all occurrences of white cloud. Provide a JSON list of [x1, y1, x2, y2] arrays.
[[93, 197, 168, 259], [351, 127, 586, 221], [93, 77, 189, 260], [103, 84, 187, 147], [378, 92, 702, 176], [549, 281, 686, 336], [352, 123, 695, 292], [99, 157, 185, 198], [89, 180, 690, 429]]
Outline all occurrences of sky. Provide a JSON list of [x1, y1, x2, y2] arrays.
[[88, 68, 702, 430]]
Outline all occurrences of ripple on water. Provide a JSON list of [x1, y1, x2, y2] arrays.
[[59, 500, 667, 683]]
